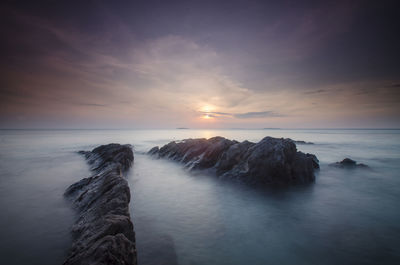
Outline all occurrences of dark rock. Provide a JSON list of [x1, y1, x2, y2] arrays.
[[83, 143, 134, 173], [149, 136, 319, 185], [148, 146, 160, 156], [306, 153, 320, 169], [64, 144, 137, 265], [330, 158, 369, 169], [215, 140, 254, 175]]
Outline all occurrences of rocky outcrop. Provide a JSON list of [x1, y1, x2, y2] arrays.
[[64, 144, 137, 265], [149, 136, 319, 185], [330, 158, 369, 169]]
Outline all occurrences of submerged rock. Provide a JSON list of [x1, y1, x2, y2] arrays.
[[64, 144, 137, 265], [330, 158, 369, 169], [149, 136, 319, 185]]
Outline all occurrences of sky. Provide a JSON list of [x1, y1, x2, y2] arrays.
[[1, 0, 399, 129]]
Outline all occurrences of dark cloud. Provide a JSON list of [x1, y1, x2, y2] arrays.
[[304, 89, 326, 95], [202, 111, 231, 116], [234, 111, 283, 119], [73, 103, 107, 107], [201, 111, 283, 119], [385, 83, 400, 88]]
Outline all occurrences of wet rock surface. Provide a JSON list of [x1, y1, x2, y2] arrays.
[[330, 158, 369, 169], [149, 136, 319, 185], [64, 144, 137, 265]]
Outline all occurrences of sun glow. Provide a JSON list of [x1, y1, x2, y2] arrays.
[[199, 104, 216, 121], [200, 105, 214, 113]]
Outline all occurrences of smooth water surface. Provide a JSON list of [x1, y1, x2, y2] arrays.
[[0, 129, 399, 264]]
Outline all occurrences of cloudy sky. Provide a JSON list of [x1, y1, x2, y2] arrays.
[[1, 0, 399, 128]]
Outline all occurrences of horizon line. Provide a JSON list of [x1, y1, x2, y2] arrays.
[[1, 128, 400, 130]]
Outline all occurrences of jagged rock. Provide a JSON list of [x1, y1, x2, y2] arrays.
[[149, 136, 319, 185], [64, 144, 137, 265], [215, 140, 254, 175], [330, 158, 369, 169], [148, 146, 160, 156], [306, 153, 320, 169]]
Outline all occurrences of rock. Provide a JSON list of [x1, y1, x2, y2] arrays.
[[64, 144, 137, 265], [149, 136, 319, 185], [215, 140, 254, 175], [306, 153, 320, 169], [148, 146, 160, 156], [330, 158, 369, 169]]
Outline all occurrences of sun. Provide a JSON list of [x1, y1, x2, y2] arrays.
[[199, 104, 215, 121]]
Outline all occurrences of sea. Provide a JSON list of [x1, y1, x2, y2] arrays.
[[0, 129, 399, 265]]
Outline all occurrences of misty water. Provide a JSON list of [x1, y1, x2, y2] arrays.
[[0, 129, 400, 264]]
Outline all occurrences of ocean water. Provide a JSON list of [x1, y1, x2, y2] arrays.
[[0, 129, 399, 264]]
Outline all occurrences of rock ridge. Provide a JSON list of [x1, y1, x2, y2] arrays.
[[64, 143, 137, 265], [149, 136, 319, 185]]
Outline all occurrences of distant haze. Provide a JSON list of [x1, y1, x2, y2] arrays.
[[1, 1, 399, 129]]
